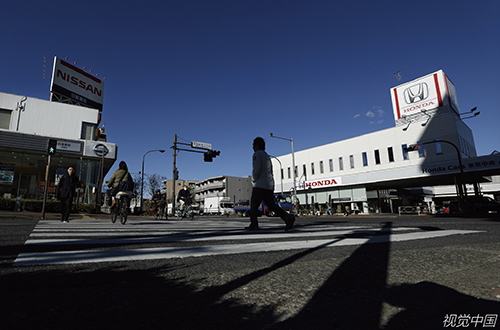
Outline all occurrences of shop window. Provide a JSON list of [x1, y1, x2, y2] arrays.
[[388, 147, 394, 162], [374, 149, 381, 165], [0, 109, 12, 129]]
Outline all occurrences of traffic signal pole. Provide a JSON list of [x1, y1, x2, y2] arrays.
[[41, 154, 51, 220], [170, 134, 220, 213]]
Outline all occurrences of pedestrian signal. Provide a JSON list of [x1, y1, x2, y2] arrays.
[[48, 139, 57, 155]]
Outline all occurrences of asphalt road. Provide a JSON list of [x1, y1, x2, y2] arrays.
[[1, 212, 499, 330]]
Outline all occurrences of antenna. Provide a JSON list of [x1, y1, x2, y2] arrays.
[[390, 66, 409, 84]]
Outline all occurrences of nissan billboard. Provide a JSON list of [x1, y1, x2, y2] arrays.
[[50, 56, 105, 111], [390, 69, 460, 120]]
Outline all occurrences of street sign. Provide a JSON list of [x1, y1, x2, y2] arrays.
[[191, 141, 212, 150]]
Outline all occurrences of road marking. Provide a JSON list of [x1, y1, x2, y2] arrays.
[[13, 219, 483, 266]]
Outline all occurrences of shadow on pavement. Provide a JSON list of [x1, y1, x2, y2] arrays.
[[1, 220, 499, 329]]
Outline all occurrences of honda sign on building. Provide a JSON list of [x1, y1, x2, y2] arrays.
[[50, 56, 105, 111], [390, 70, 460, 120]]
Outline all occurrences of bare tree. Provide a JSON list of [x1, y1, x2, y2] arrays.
[[132, 174, 142, 197], [146, 173, 167, 198]]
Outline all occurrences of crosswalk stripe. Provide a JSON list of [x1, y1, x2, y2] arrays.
[[13, 220, 484, 266]]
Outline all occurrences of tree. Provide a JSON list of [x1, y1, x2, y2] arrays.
[[132, 174, 142, 197], [146, 173, 167, 198]]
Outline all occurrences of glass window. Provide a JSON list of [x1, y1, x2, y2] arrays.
[[349, 155, 354, 169], [0, 109, 12, 130], [435, 139, 443, 154], [362, 152, 368, 166], [280, 168, 284, 180], [287, 167, 291, 179], [402, 144, 409, 160], [388, 147, 394, 162], [417, 141, 425, 157], [311, 162, 315, 175], [374, 150, 381, 165], [339, 157, 344, 171], [302, 164, 306, 176], [81, 122, 96, 140], [319, 161, 324, 174], [329, 159, 333, 172]]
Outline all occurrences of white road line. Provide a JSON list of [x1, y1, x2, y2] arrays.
[[13, 229, 483, 266]]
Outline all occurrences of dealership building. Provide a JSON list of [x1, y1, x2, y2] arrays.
[[271, 70, 500, 214], [0, 57, 116, 204]]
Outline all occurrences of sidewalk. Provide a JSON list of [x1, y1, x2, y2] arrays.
[[0, 210, 139, 221]]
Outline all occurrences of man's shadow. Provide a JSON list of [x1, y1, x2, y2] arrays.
[[271, 222, 500, 329]]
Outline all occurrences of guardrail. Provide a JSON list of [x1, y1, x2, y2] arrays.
[[398, 206, 421, 216]]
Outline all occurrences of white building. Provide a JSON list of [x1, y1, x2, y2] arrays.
[[0, 91, 116, 203], [271, 70, 500, 214]]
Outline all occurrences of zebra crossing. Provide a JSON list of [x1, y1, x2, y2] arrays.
[[13, 218, 483, 266]]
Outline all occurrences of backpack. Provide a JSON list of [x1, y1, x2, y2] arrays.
[[118, 180, 134, 192]]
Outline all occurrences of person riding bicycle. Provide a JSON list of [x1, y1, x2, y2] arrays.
[[106, 161, 134, 208], [151, 190, 164, 215], [177, 185, 191, 211]]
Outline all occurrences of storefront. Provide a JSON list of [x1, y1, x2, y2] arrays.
[[0, 130, 116, 204]]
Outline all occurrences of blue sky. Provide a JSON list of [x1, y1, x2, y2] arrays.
[[2, 0, 499, 184]]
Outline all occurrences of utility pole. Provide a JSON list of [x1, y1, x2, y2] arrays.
[[170, 134, 220, 215], [172, 134, 177, 212]]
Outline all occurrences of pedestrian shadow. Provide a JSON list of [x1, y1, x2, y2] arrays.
[[269, 221, 393, 329], [384, 281, 500, 330]]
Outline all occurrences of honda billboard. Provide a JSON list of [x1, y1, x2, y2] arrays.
[[390, 70, 459, 120]]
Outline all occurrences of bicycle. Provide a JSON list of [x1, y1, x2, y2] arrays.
[[176, 203, 194, 220], [111, 190, 133, 224], [154, 201, 165, 220]]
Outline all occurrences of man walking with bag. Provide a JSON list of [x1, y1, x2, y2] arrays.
[[56, 166, 80, 223], [247, 137, 295, 231]]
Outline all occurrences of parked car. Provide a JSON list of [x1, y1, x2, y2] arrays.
[[448, 196, 500, 213]]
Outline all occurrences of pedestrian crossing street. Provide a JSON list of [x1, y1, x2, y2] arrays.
[[13, 219, 483, 266]]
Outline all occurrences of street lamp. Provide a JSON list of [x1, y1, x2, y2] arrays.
[[405, 140, 467, 212], [269, 155, 283, 194], [141, 149, 165, 212], [270, 133, 297, 214]]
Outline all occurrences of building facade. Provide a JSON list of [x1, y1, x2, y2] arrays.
[[0, 91, 116, 204], [194, 175, 253, 204], [271, 70, 500, 214]]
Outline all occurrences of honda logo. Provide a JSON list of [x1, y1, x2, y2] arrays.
[[404, 83, 428, 104]]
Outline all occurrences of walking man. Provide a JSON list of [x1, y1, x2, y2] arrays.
[[247, 137, 295, 231], [56, 166, 80, 223]]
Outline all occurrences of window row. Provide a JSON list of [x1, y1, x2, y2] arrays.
[[281, 140, 444, 179]]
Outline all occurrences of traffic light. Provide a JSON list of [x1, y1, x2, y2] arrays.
[[404, 145, 419, 152], [204, 149, 220, 162], [47, 139, 57, 155], [174, 169, 179, 180]]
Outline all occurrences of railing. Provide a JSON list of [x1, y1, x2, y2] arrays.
[[398, 206, 421, 216]]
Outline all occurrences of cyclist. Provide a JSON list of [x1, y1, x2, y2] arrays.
[[177, 185, 191, 211], [151, 190, 164, 216], [106, 161, 134, 208]]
